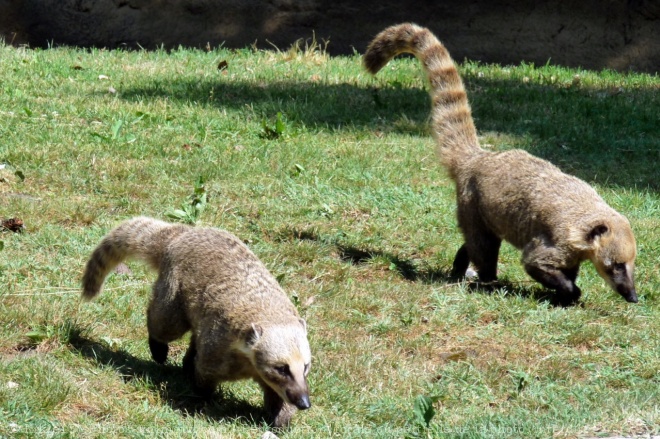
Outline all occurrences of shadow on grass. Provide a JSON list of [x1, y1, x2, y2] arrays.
[[118, 72, 658, 191], [275, 224, 450, 283], [336, 244, 450, 284], [68, 333, 266, 427], [463, 279, 584, 308]]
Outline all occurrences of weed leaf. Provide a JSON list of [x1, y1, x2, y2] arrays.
[[25, 330, 48, 344], [166, 177, 208, 224], [275, 112, 286, 135], [111, 120, 124, 140], [166, 209, 189, 220], [413, 394, 436, 428], [260, 112, 287, 139]]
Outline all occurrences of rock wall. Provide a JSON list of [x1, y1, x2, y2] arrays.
[[1, 0, 659, 72]]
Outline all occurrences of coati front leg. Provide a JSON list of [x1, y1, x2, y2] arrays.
[[259, 379, 297, 428], [148, 337, 169, 364], [183, 334, 220, 398], [523, 240, 581, 304], [182, 334, 197, 378]]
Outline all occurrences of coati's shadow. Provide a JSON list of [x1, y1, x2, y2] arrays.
[[463, 279, 584, 308], [68, 333, 266, 426], [337, 244, 451, 284], [275, 226, 452, 284]]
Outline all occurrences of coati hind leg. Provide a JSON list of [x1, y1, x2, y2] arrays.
[[147, 275, 191, 364], [467, 232, 501, 283], [454, 204, 501, 283], [451, 244, 470, 278], [453, 232, 501, 283]]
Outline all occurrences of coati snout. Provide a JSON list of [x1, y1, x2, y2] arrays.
[[593, 261, 637, 303], [250, 322, 312, 411], [589, 223, 638, 303]]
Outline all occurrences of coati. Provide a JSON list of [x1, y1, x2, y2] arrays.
[[81, 216, 312, 427], [363, 23, 638, 304]]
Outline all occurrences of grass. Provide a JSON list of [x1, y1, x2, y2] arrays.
[[0, 37, 659, 439]]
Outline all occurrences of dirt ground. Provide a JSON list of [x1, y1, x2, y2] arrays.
[[1, 0, 659, 72]]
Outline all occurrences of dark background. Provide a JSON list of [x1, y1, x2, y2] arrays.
[[1, 0, 659, 72]]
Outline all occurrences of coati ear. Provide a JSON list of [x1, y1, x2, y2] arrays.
[[587, 224, 609, 242], [246, 323, 263, 346], [298, 318, 307, 333]]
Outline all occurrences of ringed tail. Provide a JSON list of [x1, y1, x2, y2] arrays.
[[81, 217, 186, 300], [363, 23, 482, 176]]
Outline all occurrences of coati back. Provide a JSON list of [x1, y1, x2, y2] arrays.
[[364, 23, 638, 304], [82, 217, 312, 428]]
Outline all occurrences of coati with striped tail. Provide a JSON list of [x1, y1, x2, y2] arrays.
[[81, 217, 312, 427], [363, 23, 638, 304]]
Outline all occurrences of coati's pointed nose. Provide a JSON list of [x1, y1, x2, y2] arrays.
[[296, 394, 311, 410], [287, 390, 311, 410], [617, 285, 638, 303], [625, 290, 638, 303], [616, 282, 638, 303]]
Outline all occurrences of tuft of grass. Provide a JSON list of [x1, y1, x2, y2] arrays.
[[165, 175, 208, 224], [0, 38, 658, 438]]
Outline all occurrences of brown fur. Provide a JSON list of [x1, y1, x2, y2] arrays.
[[82, 216, 312, 427], [364, 23, 637, 304]]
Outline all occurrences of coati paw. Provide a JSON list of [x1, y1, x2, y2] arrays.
[[148, 337, 169, 364], [556, 286, 582, 307], [190, 372, 218, 399], [261, 384, 296, 429], [194, 384, 217, 400], [270, 403, 297, 429]]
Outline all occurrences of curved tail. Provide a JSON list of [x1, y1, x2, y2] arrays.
[[363, 23, 482, 178], [81, 217, 187, 300]]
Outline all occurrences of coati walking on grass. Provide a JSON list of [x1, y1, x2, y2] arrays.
[[363, 23, 638, 304], [82, 217, 312, 427]]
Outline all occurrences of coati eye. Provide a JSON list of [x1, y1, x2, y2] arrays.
[[606, 263, 625, 275], [275, 365, 291, 377]]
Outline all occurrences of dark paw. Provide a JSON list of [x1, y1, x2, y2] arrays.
[[555, 286, 582, 307], [190, 372, 217, 400], [148, 337, 168, 364], [451, 245, 470, 278]]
